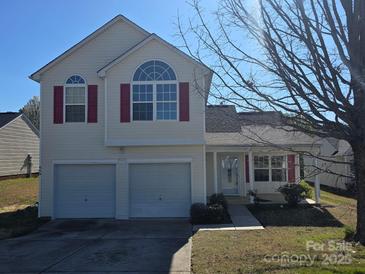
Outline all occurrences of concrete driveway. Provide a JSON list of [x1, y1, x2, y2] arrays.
[[0, 219, 192, 273]]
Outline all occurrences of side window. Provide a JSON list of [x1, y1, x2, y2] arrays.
[[65, 75, 86, 123]]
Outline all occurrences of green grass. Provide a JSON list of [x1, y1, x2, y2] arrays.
[[0, 177, 45, 239], [0, 177, 38, 208], [191, 187, 365, 274]]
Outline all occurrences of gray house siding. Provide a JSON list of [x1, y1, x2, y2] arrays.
[[0, 115, 39, 177]]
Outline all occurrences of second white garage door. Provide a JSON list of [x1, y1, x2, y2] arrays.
[[54, 164, 115, 218], [129, 163, 191, 218]]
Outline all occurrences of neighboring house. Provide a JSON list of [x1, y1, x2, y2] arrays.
[[30, 15, 320, 219], [0, 112, 39, 178], [303, 138, 353, 190]]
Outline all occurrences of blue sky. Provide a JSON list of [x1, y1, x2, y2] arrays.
[[0, 0, 215, 112]]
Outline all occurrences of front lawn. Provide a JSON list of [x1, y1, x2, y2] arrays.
[[0, 177, 46, 239], [0, 177, 38, 209], [191, 188, 365, 273]]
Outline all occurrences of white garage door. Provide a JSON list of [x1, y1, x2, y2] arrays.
[[129, 163, 191, 218], [54, 164, 115, 218]]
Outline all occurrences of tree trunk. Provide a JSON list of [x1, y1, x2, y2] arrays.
[[353, 143, 365, 244]]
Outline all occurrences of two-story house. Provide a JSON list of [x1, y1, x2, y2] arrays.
[[30, 15, 321, 219]]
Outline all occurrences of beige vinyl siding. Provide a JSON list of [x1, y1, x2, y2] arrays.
[[106, 39, 207, 145], [38, 21, 207, 218], [0, 116, 39, 177], [39, 21, 149, 217]]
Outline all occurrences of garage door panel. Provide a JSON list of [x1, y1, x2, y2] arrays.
[[55, 164, 115, 218], [130, 163, 191, 218]]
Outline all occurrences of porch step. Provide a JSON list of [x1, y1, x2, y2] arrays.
[[226, 196, 250, 205]]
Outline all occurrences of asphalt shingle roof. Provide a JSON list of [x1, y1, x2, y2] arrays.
[[205, 105, 320, 147], [205, 105, 241, 132], [0, 112, 21, 129]]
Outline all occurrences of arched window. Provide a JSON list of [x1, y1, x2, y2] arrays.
[[132, 61, 177, 121], [65, 75, 86, 122]]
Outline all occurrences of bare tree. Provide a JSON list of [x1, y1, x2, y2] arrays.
[[20, 96, 40, 130], [178, 0, 365, 243]]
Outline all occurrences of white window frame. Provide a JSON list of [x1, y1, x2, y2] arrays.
[[253, 155, 270, 182], [271, 155, 287, 182], [64, 75, 87, 123], [131, 83, 154, 121], [131, 81, 179, 122], [253, 154, 288, 183], [131, 60, 179, 122]]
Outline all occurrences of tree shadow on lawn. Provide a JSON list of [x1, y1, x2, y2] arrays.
[[247, 204, 344, 227], [0, 205, 48, 239]]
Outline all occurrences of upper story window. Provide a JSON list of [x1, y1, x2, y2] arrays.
[[132, 60, 177, 121], [65, 75, 86, 122]]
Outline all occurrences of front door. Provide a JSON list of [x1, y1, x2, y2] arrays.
[[220, 155, 240, 195]]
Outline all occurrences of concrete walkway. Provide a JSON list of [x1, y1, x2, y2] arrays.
[[193, 204, 264, 231], [228, 204, 264, 230]]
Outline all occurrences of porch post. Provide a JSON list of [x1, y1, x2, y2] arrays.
[[213, 152, 218, 193], [314, 157, 321, 204], [249, 150, 254, 203]]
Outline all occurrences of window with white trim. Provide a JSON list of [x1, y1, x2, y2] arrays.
[[254, 155, 287, 182], [132, 60, 177, 121], [271, 156, 287, 182], [132, 84, 153, 121], [254, 156, 269, 182], [65, 75, 86, 122]]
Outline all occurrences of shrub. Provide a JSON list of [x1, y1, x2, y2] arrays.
[[208, 193, 228, 210], [278, 183, 307, 207], [344, 225, 355, 241], [190, 203, 208, 224], [190, 202, 227, 224], [299, 180, 313, 199], [206, 204, 225, 223]]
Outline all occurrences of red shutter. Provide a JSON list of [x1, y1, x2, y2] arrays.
[[179, 82, 189, 121], [245, 155, 250, 183], [87, 85, 98, 123], [287, 154, 296, 183], [120, 83, 130, 123], [53, 86, 63, 124]]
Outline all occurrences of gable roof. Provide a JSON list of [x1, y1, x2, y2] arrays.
[[0, 112, 39, 136], [205, 105, 321, 147], [97, 33, 212, 77], [29, 15, 150, 82], [205, 105, 282, 132], [0, 112, 21, 129]]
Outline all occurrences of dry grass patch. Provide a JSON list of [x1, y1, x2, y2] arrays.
[[0, 177, 38, 208]]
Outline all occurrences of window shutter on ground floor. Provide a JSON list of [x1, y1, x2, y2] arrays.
[[287, 154, 296, 183]]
